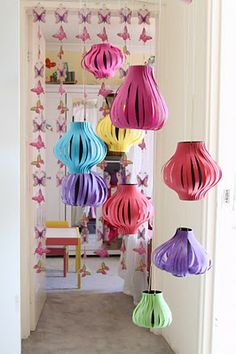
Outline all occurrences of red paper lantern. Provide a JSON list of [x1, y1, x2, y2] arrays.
[[163, 141, 222, 200], [102, 184, 153, 235]]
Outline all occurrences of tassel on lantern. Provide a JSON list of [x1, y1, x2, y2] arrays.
[[163, 141, 222, 200], [81, 43, 125, 79], [102, 184, 153, 235], [54, 121, 107, 174], [61, 172, 108, 207], [132, 290, 172, 329], [152, 227, 211, 277], [97, 93, 144, 152], [110, 65, 168, 130]]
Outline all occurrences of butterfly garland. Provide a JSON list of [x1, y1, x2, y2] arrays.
[[117, 7, 131, 77], [97, 262, 110, 275], [137, 8, 152, 46], [31, 6, 47, 272], [94, 244, 109, 258]]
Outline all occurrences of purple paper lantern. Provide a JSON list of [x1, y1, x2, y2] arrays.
[[81, 43, 125, 79], [110, 65, 168, 130], [61, 172, 108, 207], [152, 227, 211, 277]]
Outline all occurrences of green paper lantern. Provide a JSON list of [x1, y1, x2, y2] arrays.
[[132, 290, 172, 329]]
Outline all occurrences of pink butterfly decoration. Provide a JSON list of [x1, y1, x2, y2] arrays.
[[119, 8, 132, 24], [58, 83, 66, 96], [57, 63, 66, 80], [120, 239, 126, 253], [78, 8, 92, 24], [35, 226, 46, 239], [56, 116, 66, 134], [97, 8, 111, 24], [33, 117, 46, 132], [133, 241, 146, 256], [34, 62, 44, 78], [31, 80, 44, 96], [80, 264, 91, 277], [137, 228, 146, 240], [139, 28, 152, 43], [76, 26, 91, 42], [137, 9, 151, 25], [34, 260, 44, 273], [135, 259, 146, 272], [94, 244, 109, 258], [57, 160, 64, 168], [30, 135, 45, 150], [56, 170, 65, 187], [81, 227, 89, 243], [138, 138, 146, 150], [35, 241, 48, 256], [54, 8, 68, 23], [121, 258, 127, 270], [117, 26, 130, 41], [96, 262, 109, 275], [31, 100, 44, 113], [98, 82, 113, 97], [97, 27, 108, 42], [31, 154, 44, 168], [119, 67, 128, 79], [33, 171, 46, 187], [57, 100, 68, 114], [32, 7, 46, 23], [32, 189, 45, 204], [137, 174, 149, 188], [52, 25, 67, 41], [58, 45, 64, 60]]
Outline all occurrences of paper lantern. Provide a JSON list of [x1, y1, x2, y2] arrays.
[[102, 184, 153, 235], [132, 291, 172, 329], [81, 43, 124, 79], [152, 227, 211, 277], [163, 141, 222, 200], [96, 114, 144, 152], [110, 65, 168, 130], [61, 172, 108, 207], [54, 122, 107, 174]]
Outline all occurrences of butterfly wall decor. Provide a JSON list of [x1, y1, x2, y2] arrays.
[[33, 170, 46, 187], [137, 8, 151, 25], [139, 28, 152, 43], [31, 100, 44, 114], [78, 8, 92, 24], [30, 135, 45, 150], [45, 58, 56, 69], [76, 26, 91, 42], [138, 138, 146, 150], [31, 154, 44, 168], [96, 262, 109, 275], [56, 116, 66, 134], [32, 189, 45, 204], [135, 259, 146, 272], [133, 241, 146, 256], [57, 63, 66, 81], [117, 25, 131, 41], [97, 8, 111, 24], [56, 170, 65, 187], [137, 228, 146, 240], [33, 117, 46, 133], [31, 80, 45, 96], [119, 7, 132, 24], [137, 173, 149, 188], [54, 7, 68, 23], [80, 264, 92, 277], [97, 27, 108, 42], [52, 25, 67, 41], [35, 241, 48, 256], [34, 62, 44, 78], [94, 244, 109, 258], [34, 225, 46, 239], [34, 260, 45, 273], [57, 100, 68, 114], [32, 6, 46, 23]]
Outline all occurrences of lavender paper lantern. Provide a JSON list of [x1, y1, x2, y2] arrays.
[[81, 43, 125, 79], [110, 65, 168, 130], [152, 227, 211, 277], [61, 172, 108, 207]]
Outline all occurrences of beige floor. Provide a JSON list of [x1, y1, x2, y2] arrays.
[[22, 292, 174, 354]]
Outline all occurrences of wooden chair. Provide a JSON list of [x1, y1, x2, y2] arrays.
[[45, 220, 69, 277]]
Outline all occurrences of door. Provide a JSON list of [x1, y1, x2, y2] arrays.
[[212, 2, 236, 353]]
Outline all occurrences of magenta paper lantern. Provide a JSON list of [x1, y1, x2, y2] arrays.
[[102, 184, 153, 235], [110, 65, 168, 130], [163, 141, 222, 200], [81, 43, 125, 79]]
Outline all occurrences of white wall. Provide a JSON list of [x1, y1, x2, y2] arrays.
[[153, 1, 215, 354], [0, 1, 21, 354]]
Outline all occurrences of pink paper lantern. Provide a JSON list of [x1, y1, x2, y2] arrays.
[[102, 184, 153, 235], [81, 43, 125, 79], [163, 141, 222, 200], [110, 65, 168, 130]]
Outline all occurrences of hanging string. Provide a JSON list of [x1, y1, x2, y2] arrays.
[[183, 5, 191, 141], [190, 1, 196, 141]]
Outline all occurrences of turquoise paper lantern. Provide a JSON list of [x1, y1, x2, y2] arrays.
[[54, 121, 107, 173]]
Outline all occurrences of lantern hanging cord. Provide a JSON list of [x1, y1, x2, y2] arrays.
[[183, 5, 191, 141], [190, 1, 196, 141], [148, 259, 152, 292]]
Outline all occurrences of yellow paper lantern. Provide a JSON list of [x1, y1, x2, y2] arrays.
[[96, 114, 144, 153]]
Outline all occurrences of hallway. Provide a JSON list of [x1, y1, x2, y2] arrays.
[[22, 292, 174, 354]]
